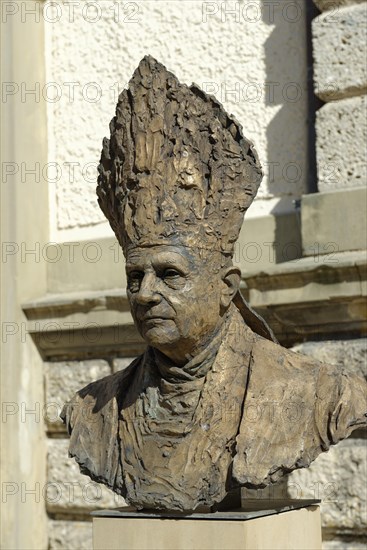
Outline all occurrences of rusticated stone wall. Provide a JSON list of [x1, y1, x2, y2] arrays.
[[289, 5, 367, 547], [290, 340, 367, 549], [46, 359, 134, 548], [312, 0, 367, 191]]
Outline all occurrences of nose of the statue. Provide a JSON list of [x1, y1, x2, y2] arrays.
[[135, 274, 161, 306]]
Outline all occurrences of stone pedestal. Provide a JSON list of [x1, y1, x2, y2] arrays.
[[92, 500, 321, 550]]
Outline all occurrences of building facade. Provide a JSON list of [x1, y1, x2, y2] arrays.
[[1, 1, 366, 548]]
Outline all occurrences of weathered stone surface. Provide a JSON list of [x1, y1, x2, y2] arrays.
[[47, 439, 125, 514], [112, 357, 136, 373], [49, 520, 92, 550], [288, 439, 367, 534], [323, 536, 367, 549], [45, 360, 111, 432], [313, 4, 367, 101], [315, 96, 367, 191], [301, 189, 367, 254], [314, 0, 367, 11], [292, 339, 367, 379]]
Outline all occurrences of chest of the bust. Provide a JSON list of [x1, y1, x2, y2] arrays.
[[118, 361, 248, 510]]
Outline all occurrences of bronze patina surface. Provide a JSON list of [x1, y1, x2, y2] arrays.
[[61, 56, 367, 512]]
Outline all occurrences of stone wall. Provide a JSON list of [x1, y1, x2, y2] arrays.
[[1, 6, 49, 548], [45, 360, 120, 548], [312, 0, 367, 191], [45, 358, 135, 548], [293, 3, 367, 546], [290, 340, 367, 549]]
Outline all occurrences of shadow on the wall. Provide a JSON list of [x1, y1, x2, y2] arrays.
[[261, 1, 321, 264]]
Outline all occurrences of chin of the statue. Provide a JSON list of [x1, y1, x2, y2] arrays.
[[140, 318, 179, 347]]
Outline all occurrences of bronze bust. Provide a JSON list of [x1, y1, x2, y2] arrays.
[[61, 56, 367, 512]]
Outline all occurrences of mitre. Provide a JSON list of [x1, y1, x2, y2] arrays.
[[97, 55, 262, 256]]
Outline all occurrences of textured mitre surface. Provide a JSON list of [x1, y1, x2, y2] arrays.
[[97, 55, 262, 255]]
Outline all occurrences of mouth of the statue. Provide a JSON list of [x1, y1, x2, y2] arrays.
[[141, 314, 173, 323], [143, 317, 172, 324]]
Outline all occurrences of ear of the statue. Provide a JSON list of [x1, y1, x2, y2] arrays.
[[220, 266, 241, 309]]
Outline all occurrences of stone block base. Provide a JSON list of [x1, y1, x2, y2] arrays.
[[92, 502, 321, 550]]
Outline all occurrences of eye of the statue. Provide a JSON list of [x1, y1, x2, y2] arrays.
[[127, 270, 144, 291], [126, 264, 186, 293], [127, 269, 143, 279], [161, 268, 182, 279]]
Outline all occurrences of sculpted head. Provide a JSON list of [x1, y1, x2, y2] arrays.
[[126, 245, 241, 365], [96, 57, 265, 358]]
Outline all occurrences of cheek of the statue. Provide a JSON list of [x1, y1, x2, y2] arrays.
[[134, 283, 221, 349], [162, 283, 221, 345]]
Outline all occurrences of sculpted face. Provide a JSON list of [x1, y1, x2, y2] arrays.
[[126, 245, 240, 365]]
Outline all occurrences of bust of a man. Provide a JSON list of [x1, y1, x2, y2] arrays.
[[61, 56, 366, 512]]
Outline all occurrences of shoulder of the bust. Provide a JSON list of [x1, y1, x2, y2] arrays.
[[233, 338, 367, 487], [59, 357, 144, 495], [249, 332, 323, 373], [80, 356, 139, 397], [60, 355, 141, 433]]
